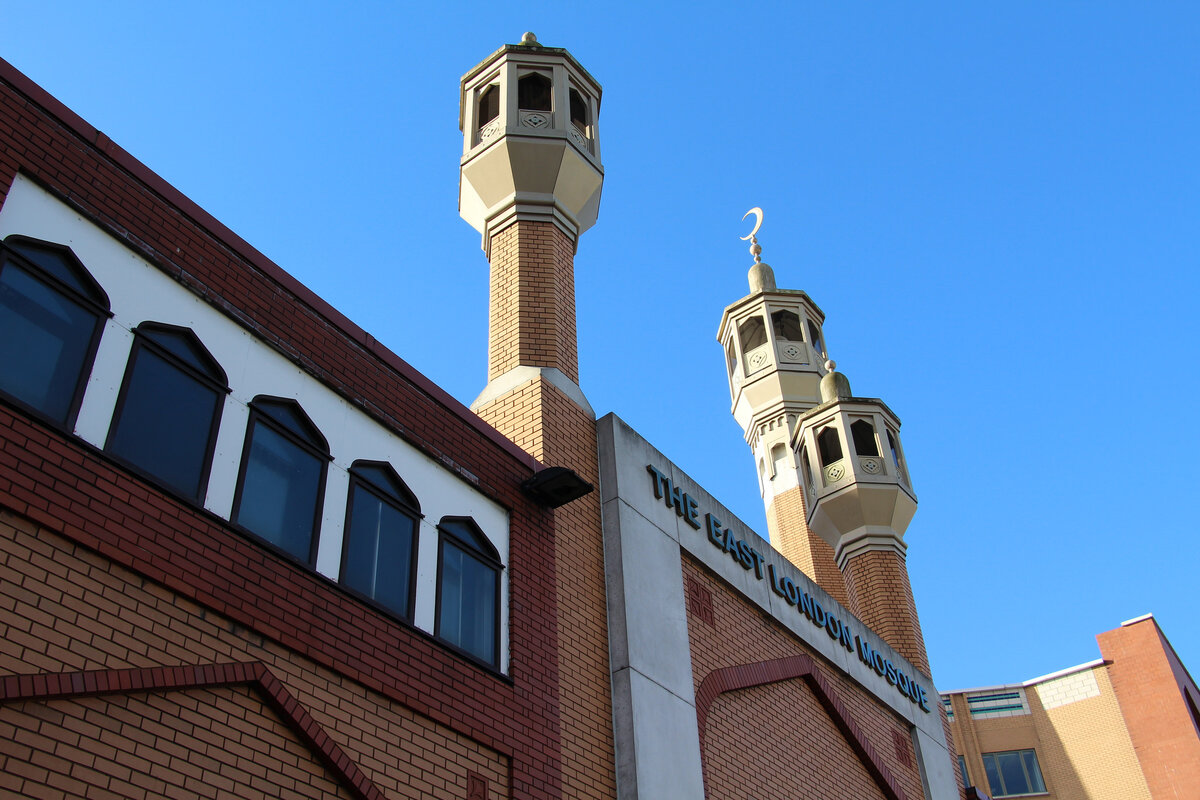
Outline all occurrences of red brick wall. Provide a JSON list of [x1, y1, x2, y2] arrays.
[[0, 57, 564, 799], [1098, 618, 1200, 799], [684, 555, 926, 800]]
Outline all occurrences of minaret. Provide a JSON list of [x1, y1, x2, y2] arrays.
[[792, 362, 927, 671], [459, 34, 614, 800], [716, 215, 850, 607]]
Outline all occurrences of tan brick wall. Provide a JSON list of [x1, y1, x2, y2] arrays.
[[765, 485, 850, 608], [1, 686, 355, 800], [0, 512, 509, 800], [487, 222, 579, 383], [841, 550, 928, 674], [1033, 667, 1152, 800], [476, 219, 614, 800], [947, 669, 1152, 800], [684, 555, 926, 800]]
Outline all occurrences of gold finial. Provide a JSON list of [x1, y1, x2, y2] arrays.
[[740, 207, 764, 263]]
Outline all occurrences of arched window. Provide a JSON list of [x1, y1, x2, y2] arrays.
[[0, 236, 109, 426], [817, 427, 843, 468], [437, 517, 501, 666], [232, 397, 329, 564], [517, 73, 551, 111], [726, 338, 738, 377], [341, 461, 421, 620], [771, 309, 804, 342], [851, 419, 880, 457], [478, 84, 499, 126], [569, 88, 588, 132], [807, 320, 825, 358], [106, 323, 227, 501]]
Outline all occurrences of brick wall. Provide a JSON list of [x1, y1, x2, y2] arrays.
[[486, 223, 579, 383], [765, 484, 849, 607], [475, 221, 615, 800], [0, 56, 565, 799], [842, 550, 929, 674], [1099, 618, 1200, 799], [684, 556, 926, 800]]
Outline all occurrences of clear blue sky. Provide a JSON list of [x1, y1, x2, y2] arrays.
[[5, 2, 1197, 691]]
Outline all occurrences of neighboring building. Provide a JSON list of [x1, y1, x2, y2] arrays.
[[0, 33, 967, 799], [944, 615, 1200, 800]]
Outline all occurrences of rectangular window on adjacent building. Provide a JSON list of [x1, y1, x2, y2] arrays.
[[982, 749, 1046, 797]]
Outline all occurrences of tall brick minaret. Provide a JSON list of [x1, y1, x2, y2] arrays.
[[792, 362, 928, 671], [717, 221, 850, 607], [717, 216, 927, 670], [459, 33, 614, 800]]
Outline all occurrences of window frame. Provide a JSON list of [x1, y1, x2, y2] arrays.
[[230, 396, 331, 567], [982, 748, 1047, 797], [338, 460, 423, 623], [104, 322, 229, 503], [0, 236, 111, 430], [434, 516, 503, 669]]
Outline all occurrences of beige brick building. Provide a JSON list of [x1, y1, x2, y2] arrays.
[[944, 615, 1200, 800]]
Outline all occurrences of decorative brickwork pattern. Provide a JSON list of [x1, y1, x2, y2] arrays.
[[0, 662, 380, 800], [1098, 619, 1200, 799], [695, 654, 910, 800], [685, 574, 715, 628], [0, 511, 516, 799], [841, 549, 929, 673], [486, 223, 579, 383], [475, 220, 614, 800], [765, 485, 849, 607], [684, 556, 925, 800]]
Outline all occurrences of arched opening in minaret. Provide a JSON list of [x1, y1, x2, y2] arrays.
[[799, 445, 814, 496], [817, 427, 843, 468], [771, 309, 803, 341], [770, 444, 788, 478], [478, 84, 499, 126], [738, 316, 768, 374], [518, 73, 552, 111], [851, 420, 879, 457], [807, 320, 825, 358], [569, 88, 588, 132], [887, 429, 907, 482]]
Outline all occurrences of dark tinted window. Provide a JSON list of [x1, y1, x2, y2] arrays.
[[232, 398, 328, 563], [0, 238, 108, 425], [342, 462, 420, 619], [106, 325, 227, 501], [437, 518, 500, 666]]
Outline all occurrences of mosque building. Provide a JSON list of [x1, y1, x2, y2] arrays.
[[22, 31, 1200, 800]]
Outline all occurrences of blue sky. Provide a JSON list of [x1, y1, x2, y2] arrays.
[[4, 2, 1197, 691]]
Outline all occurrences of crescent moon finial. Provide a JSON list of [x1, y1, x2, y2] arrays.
[[740, 207, 763, 241], [740, 207, 764, 263]]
